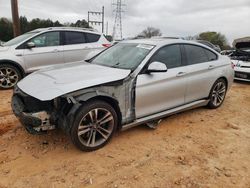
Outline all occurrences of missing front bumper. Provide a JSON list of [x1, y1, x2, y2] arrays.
[[12, 94, 56, 134]]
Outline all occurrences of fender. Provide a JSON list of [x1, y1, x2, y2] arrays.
[[75, 90, 118, 102], [0, 59, 26, 77], [60, 90, 122, 133]]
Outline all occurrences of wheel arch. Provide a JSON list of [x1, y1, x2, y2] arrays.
[[0, 60, 25, 77], [81, 95, 123, 131], [207, 76, 228, 99], [60, 90, 123, 134], [217, 76, 228, 89]]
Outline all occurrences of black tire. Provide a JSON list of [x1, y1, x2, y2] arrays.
[[70, 100, 118, 151], [0, 63, 22, 89], [207, 78, 227, 109]]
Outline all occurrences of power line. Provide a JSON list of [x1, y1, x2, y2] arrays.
[[88, 6, 105, 33], [112, 0, 126, 40]]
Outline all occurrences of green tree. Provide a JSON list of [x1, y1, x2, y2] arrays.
[[20, 16, 29, 33], [0, 18, 13, 42], [197, 31, 228, 50], [71, 19, 90, 28], [137, 27, 162, 38], [53, 21, 62, 27]]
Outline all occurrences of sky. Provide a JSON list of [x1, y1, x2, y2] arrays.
[[0, 0, 250, 44]]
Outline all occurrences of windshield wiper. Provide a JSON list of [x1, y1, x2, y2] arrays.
[[111, 62, 120, 68]]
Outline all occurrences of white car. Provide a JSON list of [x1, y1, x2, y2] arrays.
[[0, 27, 110, 89], [232, 59, 250, 81], [12, 39, 234, 151], [231, 40, 250, 81]]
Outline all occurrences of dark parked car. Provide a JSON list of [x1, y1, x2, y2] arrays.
[[196, 40, 221, 52]]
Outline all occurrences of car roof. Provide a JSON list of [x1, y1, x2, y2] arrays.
[[31, 27, 101, 35], [120, 38, 207, 47]]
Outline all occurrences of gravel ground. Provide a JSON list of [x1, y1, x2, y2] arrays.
[[0, 82, 250, 188]]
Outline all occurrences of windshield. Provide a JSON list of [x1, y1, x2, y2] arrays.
[[91, 43, 154, 70], [3, 32, 39, 47]]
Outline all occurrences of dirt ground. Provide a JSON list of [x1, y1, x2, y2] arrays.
[[0, 82, 250, 188]]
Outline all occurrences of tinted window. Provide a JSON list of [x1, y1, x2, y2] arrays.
[[205, 49, 217, 61], [64, 32, 86, 45], [29, 32, 60, 47], [150, 45, 182, 69], [184, 45, 209, 65], [85, 33, 100, 43]]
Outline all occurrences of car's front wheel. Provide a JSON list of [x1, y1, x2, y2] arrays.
[[70, 100, 118, 151], [207, 78, 227, 109]]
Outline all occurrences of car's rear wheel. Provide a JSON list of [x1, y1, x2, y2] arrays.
[[0, 64, 22, 89], [70, 100, 118, 151], [207, 78, 227, 109]]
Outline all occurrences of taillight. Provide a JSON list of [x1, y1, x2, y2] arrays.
[[102, 44, 111, 48]]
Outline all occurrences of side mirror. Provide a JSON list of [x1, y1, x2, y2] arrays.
[[147, 61, 167, 73], [27, 42, 36, 49]]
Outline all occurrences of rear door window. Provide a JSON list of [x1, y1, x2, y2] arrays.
[[205, 49, 218, 61], [184, 45, 209, 65], [64, 31, 86, 45], [85, 33, 101, 43]]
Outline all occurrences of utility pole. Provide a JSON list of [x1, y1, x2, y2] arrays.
[[112, 0, 126, 41], [88, 6, 105, 33], [102, 6, 104, 33], [11, 0, 21, 37], [106, 22, 109, 36]]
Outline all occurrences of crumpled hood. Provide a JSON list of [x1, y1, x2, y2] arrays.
[[17, 62, 131, 101]]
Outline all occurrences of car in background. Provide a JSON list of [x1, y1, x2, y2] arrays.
[[231, 38, 250, 82], [0, 27, 110, 89], [221, 50, 235, 56], [196, 40, 221, 52], [12, 38, 234, 151]]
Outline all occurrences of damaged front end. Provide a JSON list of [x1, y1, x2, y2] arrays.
[[231, 38, 250, 62], [12, 86, 57, 134], [11, 75, 135, 135]]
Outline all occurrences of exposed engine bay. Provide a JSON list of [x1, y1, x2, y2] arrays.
[[231, 38, 250, 62]]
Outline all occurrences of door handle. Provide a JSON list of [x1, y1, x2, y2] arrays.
[[208, 65, 215, 70], [176, 72, 187, 77]]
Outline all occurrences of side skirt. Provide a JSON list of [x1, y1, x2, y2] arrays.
[[121, 99, 209, 131]]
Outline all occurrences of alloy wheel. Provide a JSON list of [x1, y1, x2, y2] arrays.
[[0, 67, 19, 88], [211, 81, 226, 107], [77, 108, 115, 148]]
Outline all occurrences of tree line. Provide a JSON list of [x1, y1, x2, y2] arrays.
[[0, 16, 90, 42]]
